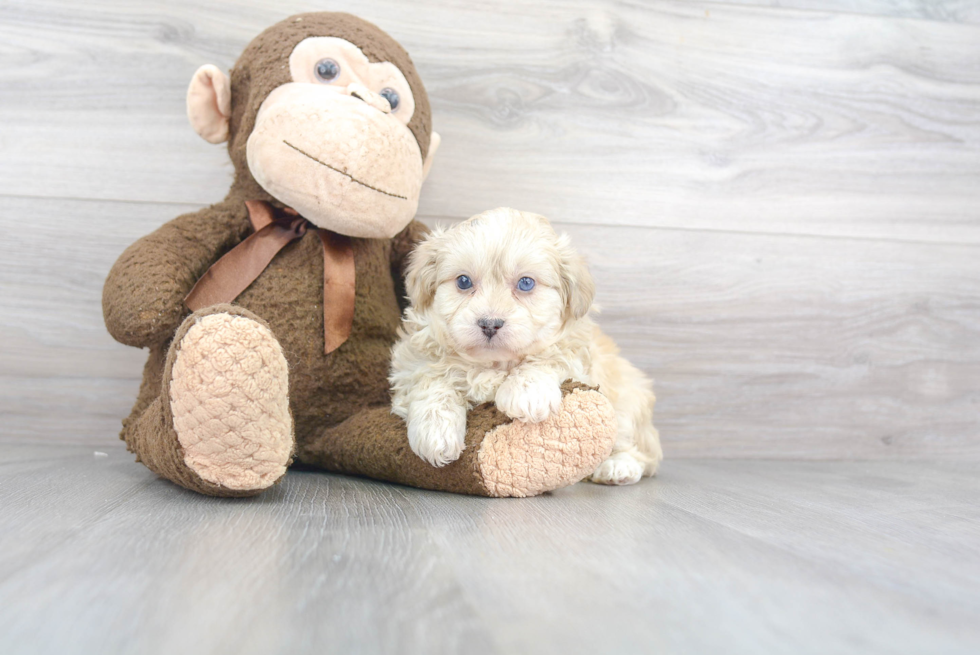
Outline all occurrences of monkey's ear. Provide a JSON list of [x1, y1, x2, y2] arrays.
[[187, 65, 231, 144], [558, 234, 596, 320], [422, 132, 441, 181]]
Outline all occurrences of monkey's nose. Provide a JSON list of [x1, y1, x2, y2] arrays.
[[346, 83, 391, 114], [477, 317, 505, 339]]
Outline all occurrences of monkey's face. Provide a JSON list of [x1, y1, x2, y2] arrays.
[[187, 24, 439, 239], [247, 38, 427, 238]]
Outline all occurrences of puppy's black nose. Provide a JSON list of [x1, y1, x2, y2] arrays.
[[478, 317, 505, 339]]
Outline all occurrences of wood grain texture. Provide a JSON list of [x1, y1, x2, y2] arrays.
[[2, 445, 979, 655], [0, 198, 193, 443], [3, 4, 978, 653], [571, 222, 980, 458], [4, 196, 978, 457], [708, 1, 980, 24], [0, 0, 978, 242], [1, 0, 978, 458]]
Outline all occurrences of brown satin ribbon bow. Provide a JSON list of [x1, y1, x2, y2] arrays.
[[184, 200, 355, 354]]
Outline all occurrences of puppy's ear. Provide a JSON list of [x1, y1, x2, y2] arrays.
[[557, 234, 595, 320], [404, 234, 441, 311]]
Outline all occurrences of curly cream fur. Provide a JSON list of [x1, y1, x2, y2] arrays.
[[390, 207, 662, 483]]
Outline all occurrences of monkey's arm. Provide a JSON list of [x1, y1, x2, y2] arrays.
[[389, 219, 431, 313], [103, 202, 250, 348], [295, 382, 617, 498]]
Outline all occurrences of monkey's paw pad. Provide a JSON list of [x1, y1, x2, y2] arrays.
[[589, 452, 646, 486], [477, 388, 617, 497], [169, 313, 292, 491]]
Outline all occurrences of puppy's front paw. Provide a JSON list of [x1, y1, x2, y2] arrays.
[[407, 404, 467, 467], [589, 452, 645, 486], [495, 372, 562, 423]]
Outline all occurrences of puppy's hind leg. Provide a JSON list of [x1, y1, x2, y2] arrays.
[[590, 420, 660, 486], [589, 359, 662, 486]]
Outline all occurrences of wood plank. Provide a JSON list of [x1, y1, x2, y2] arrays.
[[706, 1, 980, 24], [409, 458, 980, 654], [0, 444, 155, 583], [423, 214, 980, 458], [0, 198, 196, 444], [3, 196, 978, 458], [0, 444, 497, 655], [1, 448, 978, 654], [1, 0, 978, 243], [573, 221, 980, 458]]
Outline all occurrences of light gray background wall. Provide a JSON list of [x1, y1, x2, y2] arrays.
[[2, 0, 978, 457]]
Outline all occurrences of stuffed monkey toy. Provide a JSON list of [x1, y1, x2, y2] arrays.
[[103, 12, 617, 498]]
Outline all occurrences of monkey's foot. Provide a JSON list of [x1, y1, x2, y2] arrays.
[[475, 385, 617, 497], [169, 309, 293, 492]]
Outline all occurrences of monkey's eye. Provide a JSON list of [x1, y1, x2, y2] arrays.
[[314, 58, 340, 83], [517, 277, 535, 292], [456, 275, 473, 290], [379, 87, 400, 111]]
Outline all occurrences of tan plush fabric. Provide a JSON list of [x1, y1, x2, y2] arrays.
[[226, 12, 432, 203], [170, 312, 292, 491], [246, 82, 426, 238], [478, 386, 617, 498], [103, 13, 620, 498], [187, 64, 231, 143], [121, 305, 289, 498], [111, 204, 408, 457], [294, 401, 507, 496], [295, 383, 616, 497]]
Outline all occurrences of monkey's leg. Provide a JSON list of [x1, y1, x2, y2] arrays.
[[295, 383, 617, 497], [123, 305, 294, 497]]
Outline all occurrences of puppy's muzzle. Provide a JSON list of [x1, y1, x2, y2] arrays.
[[477, 317, 505, 339]]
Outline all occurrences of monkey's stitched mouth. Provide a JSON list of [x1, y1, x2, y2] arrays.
[[282, 140, 408, 200]]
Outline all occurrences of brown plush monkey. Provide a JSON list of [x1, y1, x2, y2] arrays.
[[103, 12, 617, 498]]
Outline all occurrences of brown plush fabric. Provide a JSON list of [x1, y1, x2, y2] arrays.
[[110, 199, 415, 449], [476, 384, 617, 497], [103, 12, 618, 498], [295, 403, 500, 496], [103, 201, 251, 349], [226, 12, 432, 202], [296, 382, 614, 497], [124, 304, 287, 497]]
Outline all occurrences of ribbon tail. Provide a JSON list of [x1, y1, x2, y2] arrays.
[[318, 230, 356, 354]]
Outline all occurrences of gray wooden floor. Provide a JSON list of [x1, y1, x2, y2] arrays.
[[2, 1, 979, 653], [2, 443, 978, 655]]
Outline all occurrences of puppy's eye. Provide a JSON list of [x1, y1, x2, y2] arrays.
[[314, 58, 340, 83], [456, 275, 473, 290], [517, 277, 535, 292]]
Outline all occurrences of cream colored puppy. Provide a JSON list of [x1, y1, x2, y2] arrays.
[[389, 207, 663, 485]]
